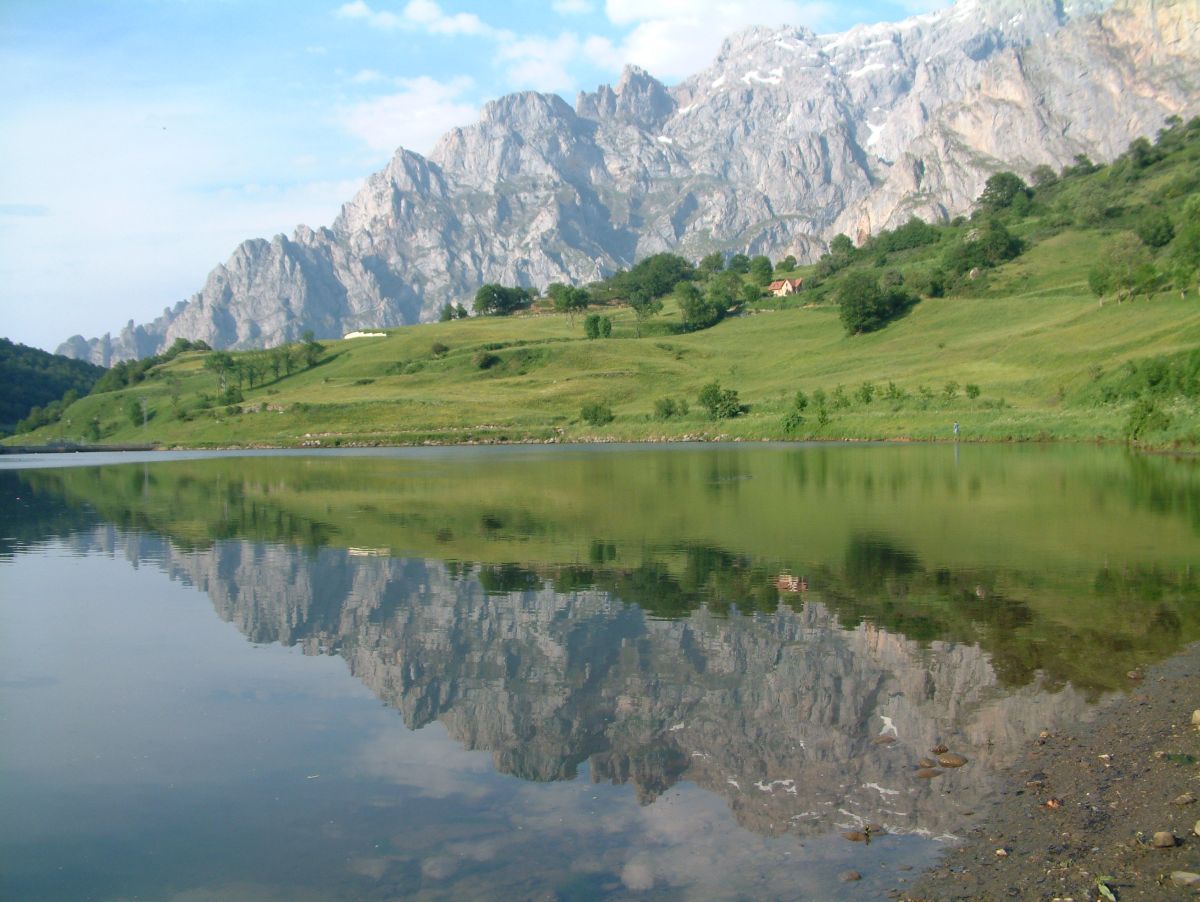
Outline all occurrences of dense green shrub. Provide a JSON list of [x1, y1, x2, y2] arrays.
[[698, 382, 742, 419], [581, 401, 614, 426], [837, 271, 919, 334]]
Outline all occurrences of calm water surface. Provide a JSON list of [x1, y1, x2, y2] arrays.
[[2, 443, 1197, 900]]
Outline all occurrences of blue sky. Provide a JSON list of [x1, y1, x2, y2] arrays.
[[0, 0, 948, 352]]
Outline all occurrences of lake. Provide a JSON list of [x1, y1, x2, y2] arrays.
[[2, 443, 1197, 900]]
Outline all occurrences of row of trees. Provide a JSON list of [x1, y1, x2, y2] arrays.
[[443, 246, 807, 335], [202, 332, 324, 395]]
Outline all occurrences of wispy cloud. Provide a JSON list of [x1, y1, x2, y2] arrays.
[[339, 75, 479, 153], [336, 0, 510, 38], [0, 203, 51, 217], [552, 0, 595, 13]]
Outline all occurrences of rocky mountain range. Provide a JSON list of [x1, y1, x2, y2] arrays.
[[63, 523, 1101, 841], [60, 0, 1199, 365]]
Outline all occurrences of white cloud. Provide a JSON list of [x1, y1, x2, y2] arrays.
[[404, 0, 500, 36], [598, 0, 837, 80], [552, 0, 595, 13], [339, 75, 479, 153], [335, 0, 405, 29], [497, 33, 589, 93], [335, 0, 510, 38]]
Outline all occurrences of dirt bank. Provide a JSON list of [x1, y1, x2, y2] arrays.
[[903, 644, 1200, 901]]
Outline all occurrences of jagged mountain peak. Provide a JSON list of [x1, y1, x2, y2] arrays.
[[58, 0, 1197, 364]]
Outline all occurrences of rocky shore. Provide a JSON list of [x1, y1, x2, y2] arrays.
[[903, 644, 1200, 901]]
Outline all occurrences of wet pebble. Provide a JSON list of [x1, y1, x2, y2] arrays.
[[1171, 871, 1200, 888], [1174, 793, 1197, 806], [931, 744, 949, 755], [839, 870, 862, 882], [873, 734, 896, 745], [1152, 831, 1178, 848], [915, 768, 943, 779], [1191, 709, 1200, 726], [842, 831, 868, 842], [938, 752, 969, 768], [919, 757, 938, 768]]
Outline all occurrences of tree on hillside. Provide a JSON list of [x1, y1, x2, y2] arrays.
[[204, 351, 236, 391], [1088, 234, 1158, 303], [776, 255, 797, 272], [614, 253, 696, 299], [1030, 164, 1058, 189], [829, 234, 855, 257], [727, 253, 750, 274], [698, 252, 725, 277], [1127, 136, 1163, 169], [1062, 153, 1098, 178], [627, 290, 663, 337], [301, 331, 324, 367], [1135, 211, 1175, 248], [837, 271, 918, 335], [1167, 198, 1200, 296], [749, 255, 773, 285], [547, 282, 590, 320], [584, 313, 611, 339], [943, 219, 1023, 274], [677, 283, 722, 331], [976, 171, 1030, 212], [473, 283, 532, 316]]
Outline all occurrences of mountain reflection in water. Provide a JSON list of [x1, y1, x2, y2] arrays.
[[2, 444, 1198, 898]]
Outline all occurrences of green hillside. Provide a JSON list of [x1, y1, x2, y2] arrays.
[[7, 119, 1200, 450], [0, 338, 106, 435]]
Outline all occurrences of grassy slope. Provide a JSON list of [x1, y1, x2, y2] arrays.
[[8, 128, 1200, 450]]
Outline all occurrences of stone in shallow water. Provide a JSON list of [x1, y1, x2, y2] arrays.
[[915, 768, 942, 779], [938, 752, 968, 768], [1152, 831, 1177, 848], [1171, 871, 1200, 888], [839, 870, 862, 882]]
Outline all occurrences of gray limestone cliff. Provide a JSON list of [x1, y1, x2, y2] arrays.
[[60, 0, 1200, 364]]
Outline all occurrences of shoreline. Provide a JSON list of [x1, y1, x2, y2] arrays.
[[902, 643, 1200, 901], [4, 434, 1194, 456]]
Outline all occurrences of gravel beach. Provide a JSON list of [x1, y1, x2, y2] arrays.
[[903, 644, 1200, 901]]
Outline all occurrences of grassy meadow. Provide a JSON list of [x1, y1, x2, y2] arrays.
[[7, 121, 1200, 450]]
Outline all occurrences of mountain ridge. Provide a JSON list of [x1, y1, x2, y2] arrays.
[[60, 0, 1199, 364]]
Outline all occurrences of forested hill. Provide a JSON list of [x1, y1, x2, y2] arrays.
[[0, 339, 105, 435]]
